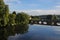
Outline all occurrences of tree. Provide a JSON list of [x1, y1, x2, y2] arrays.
[[12, 11, 16, 14], [0, 0, 9, 26], [3, 5, 9, 26], [0, 0, 5, 5], [31, 16, 40, 20], [16, 12, 30, 25], [8, 13, 16, 26]]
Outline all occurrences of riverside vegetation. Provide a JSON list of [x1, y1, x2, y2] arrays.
[[0, 0, 30, 40]]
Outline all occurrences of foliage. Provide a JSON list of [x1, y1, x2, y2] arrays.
[[8, 13, 16, 25], [31, 16, 40, 20], [16, 12, 30, 25], [52, 15, 58, 21], [0, 25, 29, 40], [4, 5, 9, 26], [0, 0, 9, 26], [0, 0, 30, 40]]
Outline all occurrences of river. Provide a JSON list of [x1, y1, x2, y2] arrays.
[[8, 24, 60, 40]]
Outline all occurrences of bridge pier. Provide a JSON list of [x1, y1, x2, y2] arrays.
[[37, 21, 40, 24], [46, 21, 52, 25], [53, 22, 57, 26], [41, 21, 43, 24]]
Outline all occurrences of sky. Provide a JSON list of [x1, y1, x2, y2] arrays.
[[4, 0, 60, 15]]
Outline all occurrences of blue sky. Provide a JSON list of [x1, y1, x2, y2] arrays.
[[4, 0, 60, 15]]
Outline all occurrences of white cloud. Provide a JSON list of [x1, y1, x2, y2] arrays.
[[4, 0, 21, 5], [54, 5, 60, 10], [56, 6, 60, 8], [4, 0, 20, 2], [15, 10, 60, 16], [54, 2, 60, 9]]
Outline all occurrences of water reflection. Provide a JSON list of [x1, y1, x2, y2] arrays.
[[8, 25, 60, 40], [0, 25, 29, 40]]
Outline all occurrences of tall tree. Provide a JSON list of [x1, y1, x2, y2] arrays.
[[16, 12, 30, 25], [4, 5, 9, 26], [8, 13, 16, 26], [0, 0, 5, 5], [0, 0, 9, 26]]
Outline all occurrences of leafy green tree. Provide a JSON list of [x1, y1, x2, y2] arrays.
[[0, 0, 5, 5], [31, 16, 40, 20], [16, 12, 30, 25], [12, 11, 16, 14], [8, 13, 16, 26], [3, 5, 9, 26], [0, 0, 9, 26], [52, 15, 57, 21], [12, 11, 16, 25], [0, 0, 30, 40]]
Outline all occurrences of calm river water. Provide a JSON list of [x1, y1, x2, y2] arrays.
[[8, 24, 60, 40]]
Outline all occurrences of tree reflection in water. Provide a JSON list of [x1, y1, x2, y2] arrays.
[[0, 24, 29, 40]]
